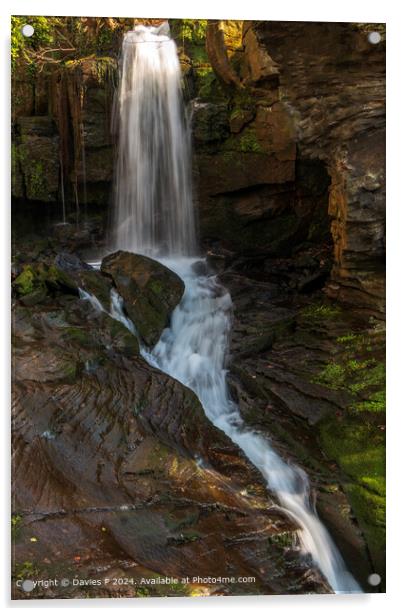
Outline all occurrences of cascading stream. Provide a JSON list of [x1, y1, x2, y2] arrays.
[[141, 257, 361, 594], [97, 21, 362, 593]]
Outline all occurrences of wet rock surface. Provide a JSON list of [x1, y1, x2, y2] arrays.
[[218, 255, 385, 590], [12, 252, 332, 599]]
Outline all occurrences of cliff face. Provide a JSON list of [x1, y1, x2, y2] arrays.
[[189, 20, 385, 316], [12, 57, 117, 208]]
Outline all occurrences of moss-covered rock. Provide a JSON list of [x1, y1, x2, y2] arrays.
[[319, 417, 385, 580], [13, 261, 79, 305], [101, 251, 185, 347]]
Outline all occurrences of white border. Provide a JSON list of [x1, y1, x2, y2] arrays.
[[1, 1, 401, 614]]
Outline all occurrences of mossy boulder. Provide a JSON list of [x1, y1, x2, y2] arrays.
[[101, 251, 185, 347], [13, 261, 79, 305]]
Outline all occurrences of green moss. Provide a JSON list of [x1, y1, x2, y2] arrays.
[[223, 129, 263, 153], [314, 354, 385, 415], [62, 360, 78, 380], [149, 279, 163, 295], [320, 421, 385, 491], [313, 362, 345, 389], [267, 531, 296, 548], [346, 482, 385, 575], [300, 303, 342, 320], [195, 67, 219, 100], [336, 333, 366, 347], [239, 131, 263, 153], [318, 416, 385, 575], [165, 581, 190, 596], [14, 266, 35, 295], [63, 326, 94, 347], [353, 390, 385, 413], [13, 263, 78, 301], [23, 155, 47, 200]]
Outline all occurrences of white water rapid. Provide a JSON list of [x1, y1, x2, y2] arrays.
[[90, 21, 361, 593]]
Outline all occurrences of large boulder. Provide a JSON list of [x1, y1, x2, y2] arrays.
[[101, 251, 185, 347]]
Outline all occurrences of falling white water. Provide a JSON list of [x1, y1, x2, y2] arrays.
[[89, 21, 362, 593], [112, 22, 196, 257]]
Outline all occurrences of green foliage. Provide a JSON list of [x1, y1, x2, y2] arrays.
[[13, 263, 76, 302], [11, 16, 56, 72], [29, 161, 46, 198], [223, 129, 263, 154], [313, 326, 385, 415], [314, 362, 345, 389], [14, 561, 39, 580], [195, 67, 217, 100], [238, 131, 263, 153], [320, 421, 385, 495], [178, 19, 208, 44]]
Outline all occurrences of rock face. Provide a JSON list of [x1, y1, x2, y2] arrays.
[[101, 251, 185, 347], [12, 55, 117, 209], [243, 21, 386, 316], [188, 20, 385, 316], [11, 254, 331, 599]]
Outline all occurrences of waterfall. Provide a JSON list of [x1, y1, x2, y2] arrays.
[[99, 21, 361, 594], [112, 22, 196, 257]]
